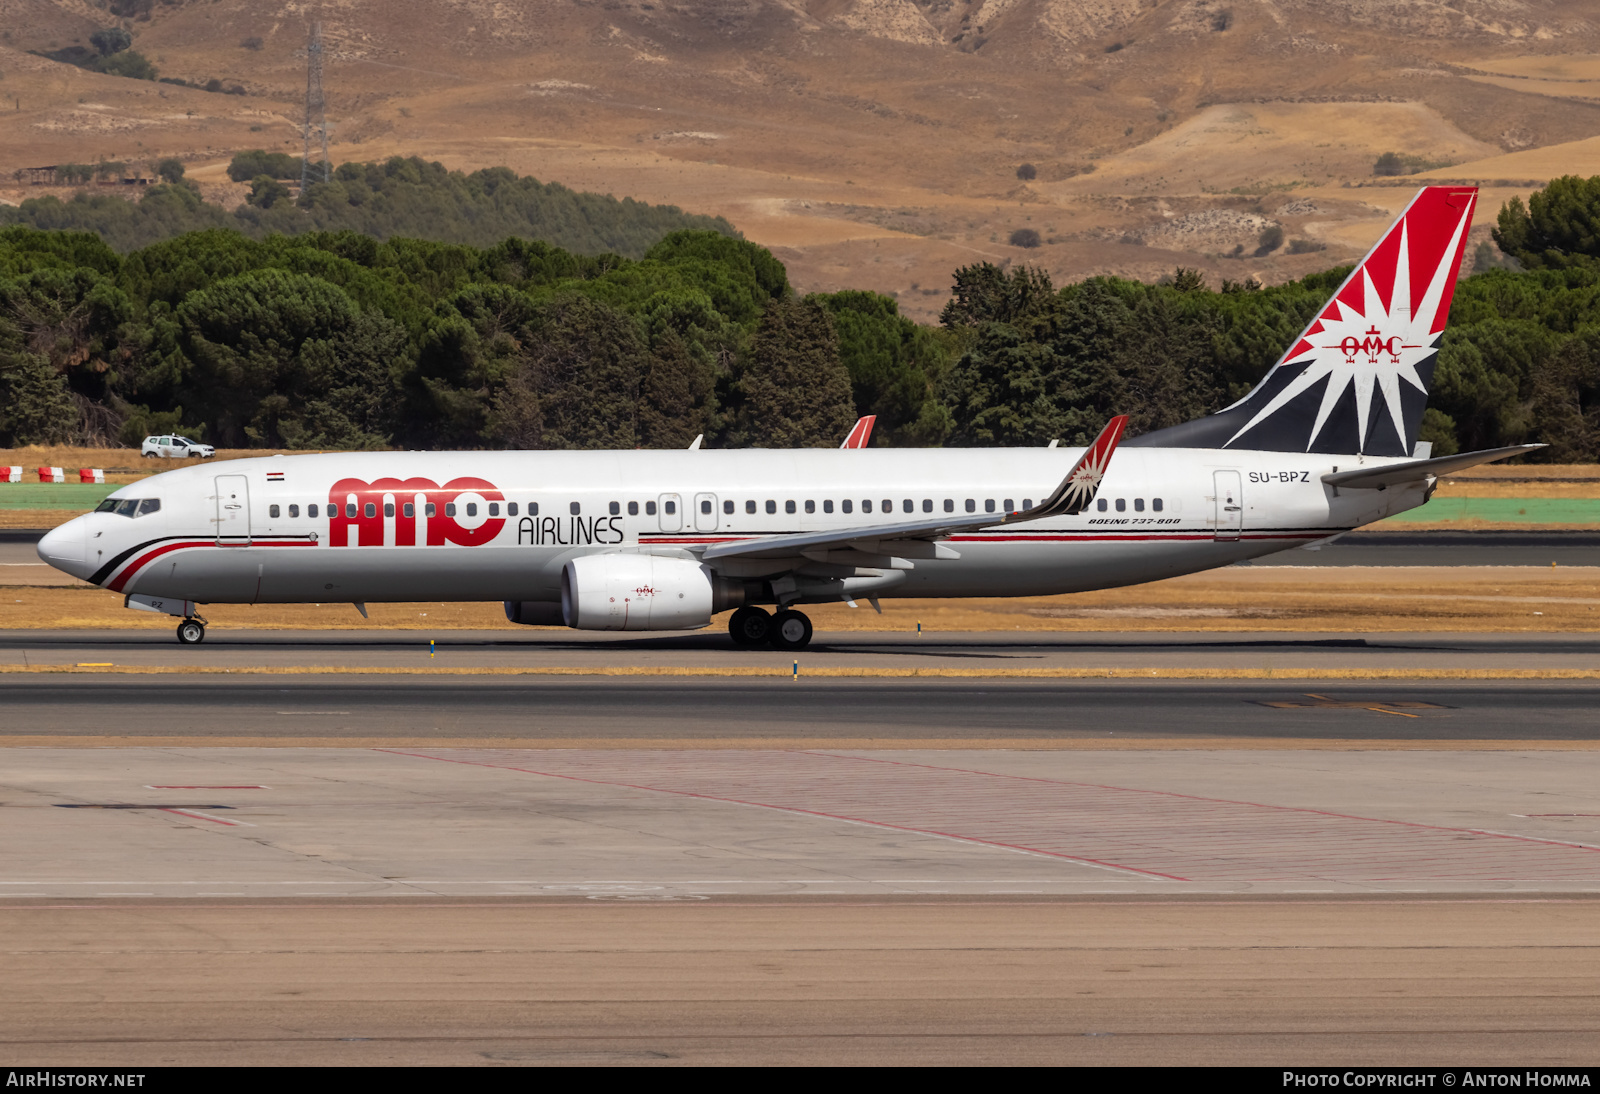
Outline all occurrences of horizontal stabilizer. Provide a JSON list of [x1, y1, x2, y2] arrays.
[[1321, 444, 1544, 490]]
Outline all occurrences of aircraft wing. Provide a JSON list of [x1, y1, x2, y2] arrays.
[[1321, 444, 1543, 491], [701, 415, 1127, 562]]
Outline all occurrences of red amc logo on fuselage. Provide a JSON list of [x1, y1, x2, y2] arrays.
[[328, 476, 505, 547]]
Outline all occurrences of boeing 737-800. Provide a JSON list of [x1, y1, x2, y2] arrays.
[[37, 186, 1536, 650]]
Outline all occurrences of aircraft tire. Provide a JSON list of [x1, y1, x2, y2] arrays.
[[768, 609, 813, 652], [728, 605, 771, 647], [176, 619, 206, 644]]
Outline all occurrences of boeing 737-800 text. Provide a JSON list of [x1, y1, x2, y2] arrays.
[[37, 186, 1535, 650]]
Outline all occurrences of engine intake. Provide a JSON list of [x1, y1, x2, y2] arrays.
[[561, 555, 741, 631]]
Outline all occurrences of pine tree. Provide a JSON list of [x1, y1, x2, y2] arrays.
[[639, 327, 710, 448], [733, 297, 855, 448]]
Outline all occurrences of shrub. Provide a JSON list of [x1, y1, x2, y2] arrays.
[[1287, 238, 1326, 254], [1256, 224, 1284, 254], [1015, 163, 1037, 181], [240, 36, 264, 51], [1009, 228, 1042, 248]]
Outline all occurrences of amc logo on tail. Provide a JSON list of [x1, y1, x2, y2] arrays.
[[328, 476, 505, 547]]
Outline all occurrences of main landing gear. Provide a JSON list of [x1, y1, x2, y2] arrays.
[[727, 605, 813, 651], [175, 618, 206, 644]]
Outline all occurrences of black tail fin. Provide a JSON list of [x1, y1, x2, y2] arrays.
[[1128, 186, 1477, 457]]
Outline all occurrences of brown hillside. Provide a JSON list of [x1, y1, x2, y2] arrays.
[[2, 1, 1599, 317]]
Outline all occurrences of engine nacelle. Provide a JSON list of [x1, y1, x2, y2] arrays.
[[504, 600, 565, 626], [561, 554, 741, 631]]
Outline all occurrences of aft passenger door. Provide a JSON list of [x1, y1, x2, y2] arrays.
[[657, 493, 682, 533], [1213, 470, 1243, 542], [215, 474, 250, 544]]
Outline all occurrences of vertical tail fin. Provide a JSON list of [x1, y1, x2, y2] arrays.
[[840, 415, 877, 449], [1128, 186, 1478, 456]]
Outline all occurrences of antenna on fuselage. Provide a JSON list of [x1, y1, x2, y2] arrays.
[[687, 434, 703, 450]]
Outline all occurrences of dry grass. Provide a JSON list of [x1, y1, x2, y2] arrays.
[[6, 567, 1598, 634]]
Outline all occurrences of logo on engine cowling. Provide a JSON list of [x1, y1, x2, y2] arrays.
[[328, 476, 505, 547]]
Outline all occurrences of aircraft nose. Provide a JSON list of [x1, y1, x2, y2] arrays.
[[37, 518, 89, 574]]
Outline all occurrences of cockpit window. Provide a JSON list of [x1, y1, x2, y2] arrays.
[[96, 498, 160, 518]]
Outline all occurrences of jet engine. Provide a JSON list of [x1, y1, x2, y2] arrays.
[[560, 554, 743, 631]]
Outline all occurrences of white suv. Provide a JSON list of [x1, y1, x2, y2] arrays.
[[141, 435, 215, 459]]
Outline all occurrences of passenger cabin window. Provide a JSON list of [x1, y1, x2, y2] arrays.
[[489, 502, 499, 517], [1004, 499, 1014, 512], [786, 500, 796, 514], [529, 502, 538, 516], [365, 503, 377, 518], [1023, 499, 1032, 509], [425, 503, 436, 517], [571, 502, 582, 515], [269, 504, 280, 518], [628, 501, 638, 516], [1134, 498, 1144, 512], [765, 500, 776, 515], [842, 500, 852, 514], [646, 501, 657, 516], [288, 504, 299, 518], [507, 502, 517, 516], [922, 499, 932, 513], [701, 499, 712, 514], [944, 499, 954, 513], [728, 500, 738, 515], [663, 500, 675, 515], [609, 501, 619, 516], [1097, 499, 1107, 512], [964, 499, 975, 513], [1153, 498, 1164, 512], [445, 503, 456, 517], [805, 500, 815, 514], [309, 504, 319, 518], [862, 500, 873, 514], [346, 503, 357, 518], [384, 503, 395, 518], [824, 500, 834, 514], [881, 499, 891, 513], [403, 503, 413, 518], [1115, 498, 1126, 512], [985, 499, 995, 513]]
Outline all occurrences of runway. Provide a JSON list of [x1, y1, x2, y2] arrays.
[[5, 742, 1600, 1065], [6, 558, 1599, 1062], [4, 674, 1600, 742], [7, 627, 1600, 673]]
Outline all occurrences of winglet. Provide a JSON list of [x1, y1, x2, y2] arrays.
[[1007, 415, 1128, 521], [840, 415, 877, 449]]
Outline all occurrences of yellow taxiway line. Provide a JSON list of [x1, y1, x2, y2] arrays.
[[3, 664, 1600, 680]]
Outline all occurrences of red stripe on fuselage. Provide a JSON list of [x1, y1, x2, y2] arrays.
[[106, 539, 315, 593]]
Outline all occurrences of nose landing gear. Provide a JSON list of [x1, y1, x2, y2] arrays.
[[726, 605, 814, 651], [176, 618, 206, 644]]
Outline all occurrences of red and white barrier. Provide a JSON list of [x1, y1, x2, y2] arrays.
[[37, 466, 64, 483], [0, 466, 22, 483], [79, 468, 105, 484]]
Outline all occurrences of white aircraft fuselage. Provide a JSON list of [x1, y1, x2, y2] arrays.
[[41, 445, 1423, 607]]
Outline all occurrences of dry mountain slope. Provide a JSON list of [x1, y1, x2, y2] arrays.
[[1, 0, 1598, 317]]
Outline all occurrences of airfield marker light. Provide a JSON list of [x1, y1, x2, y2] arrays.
[[792, 660, 799, 681], [430, 639, 435, 660], [917, 620, 922, 637]]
